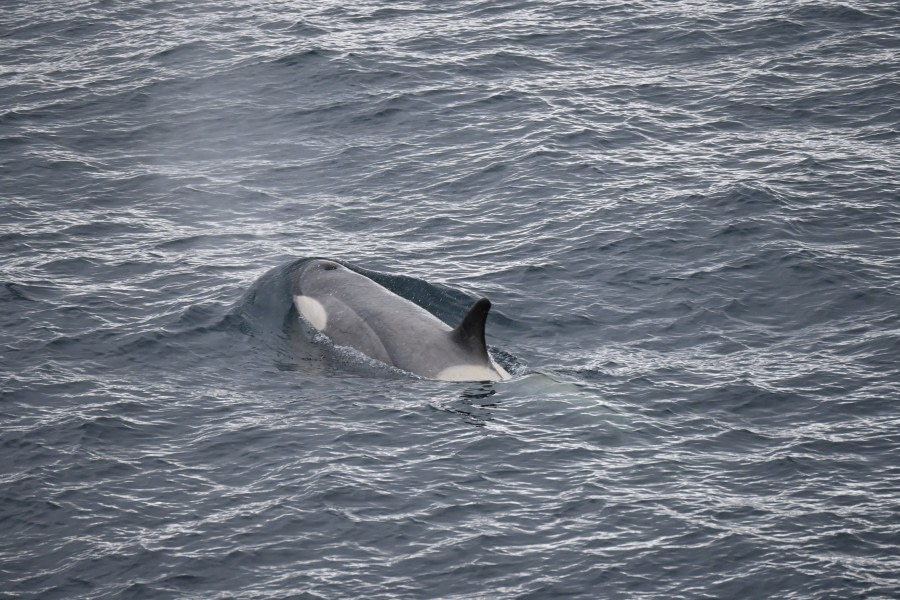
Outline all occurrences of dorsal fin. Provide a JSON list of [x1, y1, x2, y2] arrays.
[[450, 298, 492, 358]]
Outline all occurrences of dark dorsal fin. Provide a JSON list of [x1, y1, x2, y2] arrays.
[[450, 298, 491, 359]]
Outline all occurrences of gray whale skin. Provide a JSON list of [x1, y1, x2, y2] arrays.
[[292, 259, 511, 382]]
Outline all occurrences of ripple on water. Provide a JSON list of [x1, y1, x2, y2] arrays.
[[2, 0, 900, 598]]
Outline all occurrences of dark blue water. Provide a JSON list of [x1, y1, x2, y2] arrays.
[[3, 1, 899, 598]]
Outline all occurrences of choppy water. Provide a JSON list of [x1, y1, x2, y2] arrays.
[[2, 1, 900, 598]]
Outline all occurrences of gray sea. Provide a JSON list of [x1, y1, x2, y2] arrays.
[[2, 1, 899, 598]]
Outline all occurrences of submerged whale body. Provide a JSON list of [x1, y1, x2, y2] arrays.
[[292, 259, 511, 381]]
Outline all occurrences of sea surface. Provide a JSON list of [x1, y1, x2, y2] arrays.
[[2, 1, 899, 598]]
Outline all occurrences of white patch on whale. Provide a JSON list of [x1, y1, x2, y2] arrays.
[[437, 364, 508, 382], [489, 357, 511, 380], [294, 294, 327, 331]]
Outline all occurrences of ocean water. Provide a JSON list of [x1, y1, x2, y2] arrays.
[[2, 0, 899, 598]]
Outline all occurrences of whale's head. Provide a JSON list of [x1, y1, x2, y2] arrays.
[[291, 259, 351, 331], [292, 259, 346, 295]]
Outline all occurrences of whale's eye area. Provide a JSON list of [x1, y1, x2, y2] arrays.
[[320, 262, 338, 271]]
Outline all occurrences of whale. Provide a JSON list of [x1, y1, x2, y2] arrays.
[[291, 259, 511, 381]]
